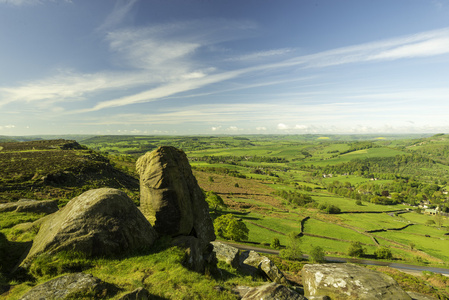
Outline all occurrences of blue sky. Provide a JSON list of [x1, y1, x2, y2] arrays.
[[1, 0, 449, 135]]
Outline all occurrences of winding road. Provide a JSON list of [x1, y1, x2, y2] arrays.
[[220, 241, 449, 276]]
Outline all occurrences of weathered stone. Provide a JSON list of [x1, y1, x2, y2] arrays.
[[406, 291, 438, 300], [0, 199, 58, 214], [302, 263, 412, 300], [21, 188, 157, 266], [18, 272, 118, 300], [242, 282, 306, 300], [136, 146, 215, 243], [211, 241, 240, 268], [118, 287, 151, 300], [239, 250, 287, 284], [172, 235, 217, 273]]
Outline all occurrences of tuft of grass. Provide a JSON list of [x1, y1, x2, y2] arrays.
[[0, 212, 46, 230], [8, 237, 266, 300], [367, 266, 449, 299]]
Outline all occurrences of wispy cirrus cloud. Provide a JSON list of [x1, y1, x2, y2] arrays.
[[96, 0, 139, 32], [227, 48, 295, 61], [2, 21, 449, 116], [293, 27, 449, 68]]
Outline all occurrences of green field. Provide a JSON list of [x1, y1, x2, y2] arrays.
[[79, 134, 449, 265], [2, 133, 449, 299]]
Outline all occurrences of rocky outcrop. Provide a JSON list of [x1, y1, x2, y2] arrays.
[[136, 146, 215, 243], [21, 188, 157, 266], [172, 235, 217, 274], [0, 199, 58, 214], [18, 272, 118, 300], [406, 291, 438, 300], [211, 241, 240, 269], [234, 283, 305, 300], [302, 263, 412, 300], [239, 250, 287, 284]]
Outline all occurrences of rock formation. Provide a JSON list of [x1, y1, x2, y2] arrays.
[[172, 235, 217, 274], [211, 241, 240, 269], [302, 263, 412, 300], [0, 199, 58, 214], [240, 282, 305, 300], [18, 272, 118, 300], [136, 146, 215, 243], [21, 188, 157, 266], [239, 250, 288, 284]]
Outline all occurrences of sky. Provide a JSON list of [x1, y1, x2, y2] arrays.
[[1, 0, 449, 136]]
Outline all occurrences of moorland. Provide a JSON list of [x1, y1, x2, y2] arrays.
[[0, 134, 448, 299]]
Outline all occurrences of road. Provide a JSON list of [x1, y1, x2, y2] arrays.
[[219, 241, 449, 276]]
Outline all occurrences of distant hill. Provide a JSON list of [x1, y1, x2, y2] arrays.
[[0, 139, 138, 203]]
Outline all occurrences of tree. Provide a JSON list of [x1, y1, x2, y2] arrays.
[[374, 247, 392, 260], [205, 191, 226, 213], [270, 237, 281, 249], [213, 214, 249, 241], [309, 246, 325, 263], [279, 232, 302, 261], [347, 241, 366, 258]]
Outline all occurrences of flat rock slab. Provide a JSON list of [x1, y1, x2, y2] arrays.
[[241, 282, 305, 300], [239, 250, 288, 284], [211, 241, 240, 269], [19, 272, 118, 300], [0, 199, 59, 214], [302, 263, 412, 300]]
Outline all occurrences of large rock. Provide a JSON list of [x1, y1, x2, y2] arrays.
[[0, 199, 59, 214], [172, 235, 217, 273], [302, 263, 412, 300], [136, 146, 215, 243], [241, 282, 305, 300], [239, 250, 288, 284], [211, 241, 240, 269], [21, 188, 157, 266], [19, 272, 118, 300]]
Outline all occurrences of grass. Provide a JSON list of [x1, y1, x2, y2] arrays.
[[336, 213, 407, 231], [0, 212, 46, 230], [5, 239, 262, 300], [374, 230, 449, 263], [312, 194, 400, 212], [302, 218, 375, 245]]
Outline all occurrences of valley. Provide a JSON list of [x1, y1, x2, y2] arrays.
[[1, 134, 448, 299]]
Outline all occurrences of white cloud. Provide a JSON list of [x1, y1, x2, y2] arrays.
[[97, 0, 138, 32], [0, 124, 15, 130], [227, 126, 239, 131], [211, 126, 221, 131], [280, 27, 449, 69], [2, 19, 449, 121], [277, 123, 289, 130], [369, 37, 449, 60], [294, 125, 309, 130], [256, 127, 267, 131], [228, 48, 294, 61], [0, 70, 153, 108]]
